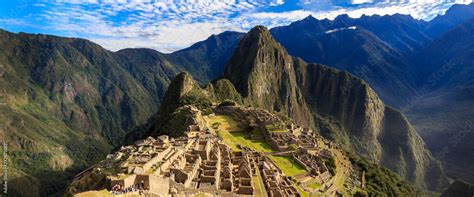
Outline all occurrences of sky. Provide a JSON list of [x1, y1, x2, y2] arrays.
[[0, 0, 473, 53]]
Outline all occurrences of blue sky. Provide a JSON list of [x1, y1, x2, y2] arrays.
[[0, 0, 472, 52]]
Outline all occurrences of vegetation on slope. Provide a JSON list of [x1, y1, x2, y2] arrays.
[[347, 152, 423, 196], [0, 29, 177, 196]]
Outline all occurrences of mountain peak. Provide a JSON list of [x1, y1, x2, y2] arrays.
[[302, 15, 317, 21], [230, 25, 282, 57], [426, 3, 474, 37], [223, 25, 292, 98], [158, 71, 197, 116], [335, 14, 352, 21], [249, 25, 268, 34], [246, 25, 274, 44]]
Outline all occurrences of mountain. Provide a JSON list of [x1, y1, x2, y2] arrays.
[[414, 18, 474, 89], [407, 18, 474, 183], [223, 26, 314, 129], [425, 3, 474, 38], [334, 14, 431, 53], [113, 48, 178, 104], [441, 180, 474, 197], [167, 31, 244, 83], [222, 26, 448, 191], [270, 15, 424, 107], [0, 29, 181, 196]]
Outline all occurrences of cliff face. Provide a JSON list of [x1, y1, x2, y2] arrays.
[[223, 26, 448, 191], [293, 62, 385, 161]]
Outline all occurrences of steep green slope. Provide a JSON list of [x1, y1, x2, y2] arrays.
[[223, 26, 448, 191], [167, 31, 244, 83], [113, 48, 178, 104], [347, 152, 424, 196], [0, 30, 177, 196]]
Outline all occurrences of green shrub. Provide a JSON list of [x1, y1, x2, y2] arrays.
[[218, 99, 237, 107], [324, 156, 336, 176], [353, 189, 368, 197]]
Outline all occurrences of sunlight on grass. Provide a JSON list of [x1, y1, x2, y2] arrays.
[[295, 185, 309, 197], [265, 123, 289, 133], [208, 115, 242, 132], [75, 190, 114, 197], [268, 155, 306, 177], [210, 115, 273, 153], [252, 169, 267, 197], [306, 181, 321, 190], [219, 131, 274, 153]]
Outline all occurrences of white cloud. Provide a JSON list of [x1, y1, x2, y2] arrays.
[[325, 26, 357, 34], [10, 0, 472, 52], [352, 0, 373, 5]]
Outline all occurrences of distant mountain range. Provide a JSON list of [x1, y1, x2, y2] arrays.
[[1, 2, 474, 196]]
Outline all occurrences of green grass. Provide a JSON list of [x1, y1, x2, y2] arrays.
[[75, 189, 114, 197], [265, 124, 289, 133], [295, 185, 309, 197], [219, 131, 274, 153], [268, 156, 306, 177], [208, 115, 242, 132], [306, 181, 321, 190], [211, 115, 273, 152], [252, 169, 267, 197]]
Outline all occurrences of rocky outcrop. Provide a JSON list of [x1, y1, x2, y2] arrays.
[[223, 26, 448, 191], [124, 72, 242, 143]]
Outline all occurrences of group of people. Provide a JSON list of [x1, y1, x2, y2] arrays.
[[110, 181, 146, 195]]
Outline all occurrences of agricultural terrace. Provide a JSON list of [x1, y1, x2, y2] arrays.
[[207, 115, 273, 153], [268, 155, 306, 178]]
